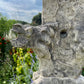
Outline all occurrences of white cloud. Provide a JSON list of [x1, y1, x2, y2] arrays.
[[31, 0, 36, 3], [0, 0, 42, 23]]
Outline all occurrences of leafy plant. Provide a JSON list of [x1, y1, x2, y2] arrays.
[[0, 36, 12, 63], [0, 38, 14, 84], [12, 48, 39, 84]]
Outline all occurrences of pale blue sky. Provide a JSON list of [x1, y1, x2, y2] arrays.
[[0, 0, 42, 23]]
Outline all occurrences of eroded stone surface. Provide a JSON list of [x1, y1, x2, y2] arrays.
[[11, 0, 84, 84], [11, 22, 84, 78], [32, 75, 84, 84], [42, 0, 84, 24]]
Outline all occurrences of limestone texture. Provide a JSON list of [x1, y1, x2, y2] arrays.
[[11, 0, 84, 84]]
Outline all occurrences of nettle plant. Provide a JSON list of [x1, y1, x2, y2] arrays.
[[12, 47, 39, 84]]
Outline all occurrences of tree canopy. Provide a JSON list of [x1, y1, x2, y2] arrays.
[[31, 13, 42, 26]]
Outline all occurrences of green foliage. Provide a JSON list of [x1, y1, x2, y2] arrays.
[[12, 48, 39, 84], [0, 13, 16, 61], [31, 13, 41, 26], [0, 58, 14, 84], [0, 39, 14, 84], [0, 13, 17, 36], [0, 36, 12, 64], [0, 13, 15, 84]]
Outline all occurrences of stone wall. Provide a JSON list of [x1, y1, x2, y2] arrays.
[[42, 0, 84, 24], [11, 22, 84, 84]]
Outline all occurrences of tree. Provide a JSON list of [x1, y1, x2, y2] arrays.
[[31, 13, 42, 26], [0, 14, 17, 36]]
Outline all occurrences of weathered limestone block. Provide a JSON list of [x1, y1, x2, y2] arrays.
[[32, 75, 84, 84], [11, 22, 84, 84], [42, 0, 84, 24], [11, 0, 84, 84]]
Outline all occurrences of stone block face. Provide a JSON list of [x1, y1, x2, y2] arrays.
[[32, 76, 84, 84], [42, 0, 84, 24], [42, 0, 59, 24], [11, 22, 84, 84]]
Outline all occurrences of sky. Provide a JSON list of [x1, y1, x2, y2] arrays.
[[0, 0, 42, 23]]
